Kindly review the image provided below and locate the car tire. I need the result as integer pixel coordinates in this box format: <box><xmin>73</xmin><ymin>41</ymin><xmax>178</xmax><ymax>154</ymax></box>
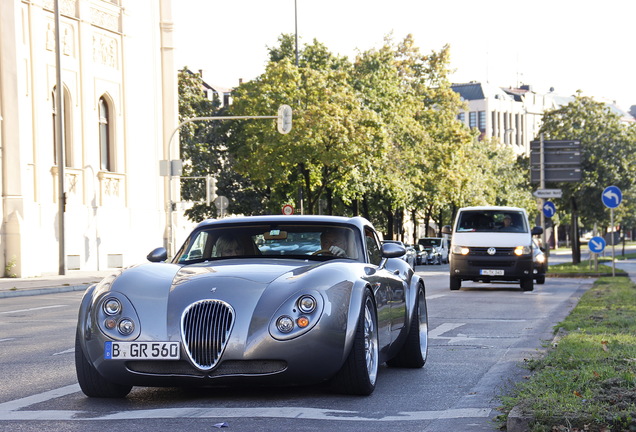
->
<box><xmin>331</xmin><ymin>289</ymin><xmax>378</xmax><ymax>396</ymax></box>
<box><xmin>75</xmin><ymin>329</ymin><xmax>132</xmax><ymax>398</ymax></box>
<box><xmin>450</xmin><ymin>276</ymin><xmax>461</xmax><ymax>291</ymax></box>
<box><xmin>535</xmin><ymin>275</ymin><xmax>545</xmax><ymax>285</ymax></box>
<box><xmin>521</xmin><ymin>277</ymin><xmax>534</xmax><ymax>291</ymax></box>
<box><xmin>387</xmin><ymin>284</ymin><xmax>428</xmax><ymax>368</ymax></box>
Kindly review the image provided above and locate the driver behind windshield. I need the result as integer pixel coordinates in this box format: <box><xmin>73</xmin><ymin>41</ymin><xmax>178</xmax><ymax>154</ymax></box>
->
<box><xmin>320</xmin><ymin>228</ymin><xmax>348</xmax><ymax>257</ymax></box>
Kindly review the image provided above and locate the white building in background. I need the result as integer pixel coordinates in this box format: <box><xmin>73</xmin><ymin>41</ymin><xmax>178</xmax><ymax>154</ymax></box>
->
<box><xmin>451</xmin><ymin>82</ymin><xmax>563</xmax><ymax>156</ymax></box>
<box><xmin>0</xmin><ymin>0</ymin><xmax>183</xmax><ymax>277</ymax></box>
<box><xmin>452</xmin><ymin>82</ymin><xmax>635</xmax><ymax>157</ymax></box>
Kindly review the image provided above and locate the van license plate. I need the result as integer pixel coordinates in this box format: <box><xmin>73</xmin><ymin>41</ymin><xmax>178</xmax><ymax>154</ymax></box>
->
<box><xmin>480</xmin><ymin>269</ymin><xmax>504</xmax><ymax>276</ymax></box>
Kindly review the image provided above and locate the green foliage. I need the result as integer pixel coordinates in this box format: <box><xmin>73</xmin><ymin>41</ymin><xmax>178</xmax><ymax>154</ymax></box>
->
<box><xmin>539</xmin><ymin>94</ymin><xmax>636</xmax><ymax>229</ymax></box>
<box><xmin>178</xmin><ymin>35</ymin><xmax>607</xmax><ymax>235</ymax></box>
<box><xmin>499</xmin><ymin>277</ymin><xmax>636</xmax><ymax>431</ymax></box>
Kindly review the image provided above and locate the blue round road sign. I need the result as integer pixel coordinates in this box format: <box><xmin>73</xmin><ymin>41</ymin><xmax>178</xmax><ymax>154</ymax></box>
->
<box><xmin>602</xmin><ymin>186</ymin><xmax>622</xmax><ymax>208</ymax></box>
<box><xmin>588</xmin><ymin>236</ymin><xmax>606</xmax><ymax>253</ymax></box>
<box><xmin>542</xmin><ymin>201</ymin><xmax>557</xmax><ymax>218</ymax></box>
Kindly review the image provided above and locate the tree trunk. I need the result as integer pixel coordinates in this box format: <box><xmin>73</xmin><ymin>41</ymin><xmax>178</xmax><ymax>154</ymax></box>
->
<box><xmin>384</xmin><ymin>208</ymin><xmax>394</xmax><ymax>239</ymax></box>
<box><xmin>411</xmin><ymin>209</ymin><xmax>417</xmax><ymax>244</ymax></box>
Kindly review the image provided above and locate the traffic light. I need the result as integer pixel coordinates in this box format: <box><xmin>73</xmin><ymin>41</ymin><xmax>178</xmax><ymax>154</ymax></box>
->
<box><xmin>206</xmin><ymin>175</ymin><xmax>217</xmax><ymax>206</ymax></box>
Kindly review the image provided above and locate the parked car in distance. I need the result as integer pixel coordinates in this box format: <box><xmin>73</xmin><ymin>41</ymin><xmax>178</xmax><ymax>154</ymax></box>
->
<box><xmin>75</xmin><ymin>215</ymin><xmax>429</xmax><ymax>398</ymax></box>
<box><xmin>417</xmin><ymin>237</ymin><xmax>449</xmax><ymax>265</ymax></box>
<box><xmin>533</xmin><ymin>239</ymin><xmax>546</xmax><ymax>284</ymax></box>
<box><xmin>383</xmin><ymin>240</ymin><xmax>416</xmax><ymax>268</ymax></box>
<box><xmin>414</xmin><ymin>244</ymin><xmax>427</xmax><ymax>265</ymax></box>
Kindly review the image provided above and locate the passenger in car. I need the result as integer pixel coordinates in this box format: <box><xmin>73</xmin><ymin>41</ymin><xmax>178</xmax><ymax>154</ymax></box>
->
<box><xmin>215</xmin><ymin>235</ymin><xmax>244</xmax><ymax>257</ymax></box>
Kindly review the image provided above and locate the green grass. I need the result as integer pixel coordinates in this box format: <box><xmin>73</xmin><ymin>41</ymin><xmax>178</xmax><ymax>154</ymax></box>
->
<box><xmin>548</xmin><ymin>260</ymin><xmax>623</xmax><ymax>275</ymax></box>
<box><xmin>498</xmin><ymin>277</ymin><xmax>636</xmax><ymax>431</ymax></box>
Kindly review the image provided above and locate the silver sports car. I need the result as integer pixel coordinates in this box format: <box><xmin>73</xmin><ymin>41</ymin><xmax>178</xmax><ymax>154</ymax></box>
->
<box><xmin>75</xmin><ymin>215</ymin><xmax>428</xmax><ymax>397</ymax></box>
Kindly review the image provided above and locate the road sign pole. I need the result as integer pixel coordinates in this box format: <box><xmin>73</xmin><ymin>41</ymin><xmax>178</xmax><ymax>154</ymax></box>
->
<box><xmin>611</xmin><ymin>208</ymin><xmax>615</xmax><ymax>277</ymax></box>
<box><xmin>539</xmin><ymin>134</ymin><xmax>549</xmax><ymax>259</ymax></box>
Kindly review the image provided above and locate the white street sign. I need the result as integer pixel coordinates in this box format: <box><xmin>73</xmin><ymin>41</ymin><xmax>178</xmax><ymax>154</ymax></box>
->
<box><xmin>533</xmin><ymin>189</ymin><xmax>562</xmax><ymax>198</ymax></box>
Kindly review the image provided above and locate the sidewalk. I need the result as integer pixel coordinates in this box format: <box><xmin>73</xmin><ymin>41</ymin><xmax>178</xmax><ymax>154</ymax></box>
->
<box><xmin>0</xmin><ymin>270</ymin><xmax>115</xmax><ymax>298</ymax></box>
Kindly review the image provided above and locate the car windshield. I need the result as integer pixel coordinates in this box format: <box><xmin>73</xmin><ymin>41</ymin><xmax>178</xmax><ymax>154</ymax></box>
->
<box><xmin>174</xmin><ymin>223</ymin><xmax>362</xmax><ymax>264</ymax></box>
<box><xmin>419</xmin><ymin>238</ymin><xmax>441</xmax><ymax>247</ymax></box>
<box><xmin>456</xmin><ymin>210</ymin><xmax>528</xmax><ymax>233</ymax></box>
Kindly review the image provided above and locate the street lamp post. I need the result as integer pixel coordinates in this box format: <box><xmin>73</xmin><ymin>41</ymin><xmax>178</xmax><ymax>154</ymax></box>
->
<box><xmin>54</xmin><ymin>0</ymin><xmax>66</xmax><ymax>275</ymax></box>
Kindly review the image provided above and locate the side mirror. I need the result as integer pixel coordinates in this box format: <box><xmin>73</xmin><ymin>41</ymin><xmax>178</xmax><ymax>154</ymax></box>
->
<box><xmin>380</xmin><ymin>242</ymin><xmax>406</xmax><ymax>258</ymax></box>
<box><xmin>147</xmin><ymin>247</ymin><xmax>168</xmax><ymax>262</ymax></box>
<box><xmin>441</xmin><ymin>225</ymin><xmax>452</xmax><ymax>235</ymax></box>
<box><xmin>531</xmin><ymin>226</ymin><xmax>544</xmax><ymax>236</ymax></box>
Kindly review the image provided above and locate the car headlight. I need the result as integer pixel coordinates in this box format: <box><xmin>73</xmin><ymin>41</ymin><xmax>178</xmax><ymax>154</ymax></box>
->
<box><xmin>118</xmin><ymin>319</ymin><xmax>135</xmax><ymax>335</ymax></box>
<box><xmin>536</xmin><ymin>254</ymin><xmax>546</xmax><ymax>264</ymax></box>
<box><xmin>96</xmin><ymin>293</ymin><xmax>140</xmax><ymax>340</ymax></box>
<box><xmin>451</xmin><ymin>245</ymin><xmax>470</xmax><ymax>255</ymax></box>
<box><xmin>298</xmin><ymin>295</ymin><xmax>316</xmax><ymax>313</ymax></box>
<box><xmin>514</xmin><ymin>245</ymin><xmax>532</xmax><ymax>256</ymax></box>
<box><xmin>270</xmin><ymin>291</ymin><xmax>324</xmax><ymax>340</ymax></box>
<box><xmin>103</xmin><ymin>298</ymin><xmax>122</xmax><ymax>315</ymax></box>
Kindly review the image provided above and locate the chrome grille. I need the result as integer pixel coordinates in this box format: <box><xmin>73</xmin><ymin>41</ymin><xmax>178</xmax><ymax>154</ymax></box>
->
<box><xmin>181</xmin><ymin>300</ymin><xmax>235</xmax><ymax>371</ymax></box>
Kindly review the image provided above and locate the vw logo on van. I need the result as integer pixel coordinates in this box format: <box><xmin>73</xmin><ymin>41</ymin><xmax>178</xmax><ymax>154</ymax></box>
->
<box><xmin>487</xmin><ymin>247</ymin><xmax>497</xmax><ymax>255</ymax></box>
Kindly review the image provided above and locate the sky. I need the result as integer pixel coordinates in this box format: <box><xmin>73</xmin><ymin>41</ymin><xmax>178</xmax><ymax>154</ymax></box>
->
<box><xmin>172</xmin><ymin>0</ymin><xmax>636</xmax><ymax>111</ymax></box>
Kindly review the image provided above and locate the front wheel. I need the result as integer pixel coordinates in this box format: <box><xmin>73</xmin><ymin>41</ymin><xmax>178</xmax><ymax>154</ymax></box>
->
<box><xmin>387</xmin><ymin>284</ymin><xmax>428</xmax><ymax>368</ymax></box>
<box><xmin>520</xmin><ymin>277</ymin><xmax>534</xmax><ymax>291</ymax></box>
<box><xmin>450</xmin><ymin>276</ymin><xmax>461</xmax><ymax>291</ymax></box>
<box><xmin>331</xmin><ymin>289</ymin><xmax>378</xmax><ymax>396</ymax></box>
<box><xmin>75</xmin><ymin>330</ymin><xmax>132</xmax><ymax>398</ymax></box>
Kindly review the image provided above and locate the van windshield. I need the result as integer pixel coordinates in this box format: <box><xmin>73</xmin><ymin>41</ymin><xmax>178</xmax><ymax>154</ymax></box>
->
<box><xmin>456</xmin><ymin>210</ymin><xmax>528</xmax><ymax>233</ymax></box>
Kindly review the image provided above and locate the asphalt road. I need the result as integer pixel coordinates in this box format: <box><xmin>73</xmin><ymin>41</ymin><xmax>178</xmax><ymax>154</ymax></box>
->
<box><xmin>0</xmin><ymin>267</ymin><xmax>593</xmax><ymax>432</ymax></box>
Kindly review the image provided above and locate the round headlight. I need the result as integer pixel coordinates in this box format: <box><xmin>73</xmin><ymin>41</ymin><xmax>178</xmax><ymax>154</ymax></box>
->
<box><xmin>118</xmin><ymin>319</ymin><xmax>135</xmax><ymax>335</ymax></box>
<box><xmin>276</xmin><ymin>316</ymin><xmax>294</xmax><ymax>333</ymax></box>
<box><xmin>103</xmin><ymin>298</ymin><xmax>122</xmax><ymax>315</ymax></box>
<box><xmin>298</xmin><ymin>295</ymin><xmax>316</xmax><ymax>313</ymax></box>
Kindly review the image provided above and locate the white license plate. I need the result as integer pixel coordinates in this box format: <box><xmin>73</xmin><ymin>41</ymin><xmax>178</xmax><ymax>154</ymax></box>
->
<box><xmin>104</xmin><ymin>341</ymin><xmax>180</xmax><ymax>360</ymax></box>
<box><xmin>480</xmin><ymin>269</ymin><xmax>504</xmax><ymax>276</ymax></box>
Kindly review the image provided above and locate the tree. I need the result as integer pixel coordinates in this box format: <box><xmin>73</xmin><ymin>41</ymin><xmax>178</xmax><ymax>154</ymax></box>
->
<box><xmin>177</xmin><ymin>69</ymin><xmax>265</xmax><ymax>221</ymax></box>
<box><xmin>227</xmin><ymin>37</ymin><xmax>386</xmax><ymax>216</ymax></box>
<box><xmin>538</xmin><ymin>93</ymin><xmax>636</xmax><ymax>263</ymax></box>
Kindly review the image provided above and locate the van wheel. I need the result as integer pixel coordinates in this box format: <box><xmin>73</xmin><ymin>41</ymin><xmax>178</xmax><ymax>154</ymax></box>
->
<box><xmin>521</xmin><ymin>277</ymin><xmax>534</xmax><ymax>291</ymax></box>
<box><xmin>535</xmin><ymin>275</ymin><xmax>545</xmax><ymax>285</ymax></box>
<box><xmin>450</xmin><ymin>276</ymin><xmax>461</xmax><ymax>291</ymax></box>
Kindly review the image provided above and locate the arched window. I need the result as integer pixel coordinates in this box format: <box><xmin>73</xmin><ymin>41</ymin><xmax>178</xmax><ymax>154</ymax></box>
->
<box><xmin>98</xmin><ymin>96</ymin><xmax>113</xmax><ymax>171</ymax></box>
<box><xmin>52</xmin><ymin>87</ymin><xmax>73</xmax><ymax>167</ymax></box>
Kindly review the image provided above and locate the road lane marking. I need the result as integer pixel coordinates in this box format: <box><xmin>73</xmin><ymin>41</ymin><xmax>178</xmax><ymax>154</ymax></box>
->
<box><xmin>0</xmin><ymin>384</ymin><xmax>491</xmax><ymax>422</ymax></box>
<box><xmin>429</xmin><ymin>323</ymin><xmax>465</xmax><ymax>338</ymax></box>
<box><xmin>0</xmin><ymin>305</ymin><xmax>66</xmax><ymax>315</ymax></box>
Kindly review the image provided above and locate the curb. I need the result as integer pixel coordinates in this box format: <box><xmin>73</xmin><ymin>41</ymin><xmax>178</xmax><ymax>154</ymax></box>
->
<box><xmin>545</xmin><ymin>272</ymin><xmax>628</xmax><ymax>278</ymax></box>
<box><xmin>506</xmin><ymin>405</ymin><xmax>533</xmax><ymax>432</ymax></box>
<box><xmin>0</xmin><ymin>284</ymin><xmax>91</xmax><ymax>298</ymax></box>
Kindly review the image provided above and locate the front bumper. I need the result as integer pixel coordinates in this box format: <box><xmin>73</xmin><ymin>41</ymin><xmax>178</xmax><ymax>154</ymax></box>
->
<box><xmin>450</xmin><ymin>253</ymin><xmax>533</xmax><ymax>281</ymax></box>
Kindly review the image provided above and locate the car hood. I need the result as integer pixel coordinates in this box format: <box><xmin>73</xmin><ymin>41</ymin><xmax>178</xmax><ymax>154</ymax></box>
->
<box><xmin>173</xmin><ymin>259</ymin><xmax>313</xmax><ymax>286</ymax></box>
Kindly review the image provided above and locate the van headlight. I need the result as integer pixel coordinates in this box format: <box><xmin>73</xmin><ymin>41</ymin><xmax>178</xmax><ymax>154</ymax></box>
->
<box><xmin>514</xmin><ymin>245</ymin><xmax>532</xmax><ymax>256</ymax></box>
<box><xmin>451</xmin><ymin>245</ymin><xmax>470</xmax><ymax>255</ymax></box>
